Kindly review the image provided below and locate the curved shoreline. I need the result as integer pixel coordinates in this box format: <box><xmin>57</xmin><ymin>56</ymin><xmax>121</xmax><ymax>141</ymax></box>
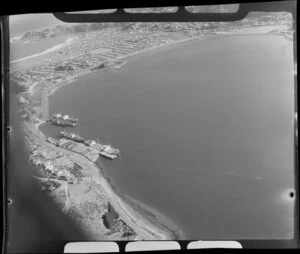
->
<box><xmin>33</xmin><ymin>30</ymin><xmax>292</xmax><ymax>240</ymax></box>
<box><xmin>46</xmin><ymin>34</ymin><xmax>213</xmax><ymax>97</ymax></box>
<box><xmin>95</xmin><ymin>159</ymin><xmax>185</xmax><ymax>240</ymax></box>
<box><xmin>38</xmin><ymin>117</ymin><xmax>184</xmax><ymax>240</ymax></box>
<box><xmin>37</xmin><ymin>35</ymin><xmax>213</xmax><ymax>239</ymax></box>
<box><xmin>46</xmin><ymin>32</ymin><xmax>291</xmax><ymax>98</ymax></box>
<box><xmin>38</xmin><ymin>120</ymin><xmax>182</xmax><ymax>240</ymax></box>
<box><xmin>36</xmin><ymin>35</ymin><xmax>199</xmax><ymax>239</ymax></box>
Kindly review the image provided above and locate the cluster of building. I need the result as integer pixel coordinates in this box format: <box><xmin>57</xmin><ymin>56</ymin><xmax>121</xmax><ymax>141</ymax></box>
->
<box><xmin>11</xmin><ymin>28</ymin><xmax>202</xmax><ymax>91</ymax></box>
<box><xmin>12</xmin><ymin>15</ymin><xmax>293</xmax><ymax>102</ymax></box>
<box><xmin>59</xmin><ymin>130</ymin><xmax>120</xmax><ymax>160</ymax></box>
<box><xmin>30</xmin><ymin>145</ymin><xmax>77</xmax><ymax>183</ymax></box>
<box><xmin>47</xmin><ymin>134</ymin><xmax>120</xmax><ymax>162</ymax></box>
<box><xmin>55</xmin><ymin>138</ymin><xmax>100</xmax><ymax>162</ymax></box>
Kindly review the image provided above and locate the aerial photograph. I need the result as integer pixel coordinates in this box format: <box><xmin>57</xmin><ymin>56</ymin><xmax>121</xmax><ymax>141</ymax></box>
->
<box><xmin>9</xmin><ymin>4</ymin><xmax>295</xmax><ymax>241</ymax></box>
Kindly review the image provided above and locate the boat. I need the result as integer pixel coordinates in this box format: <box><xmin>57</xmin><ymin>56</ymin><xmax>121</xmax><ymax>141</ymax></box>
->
<box><xmin>99</xmin><ymin>152</ymin><xmax>118</xmax><ymax>160</ymax></box>
<box><xmin>51</xmin><ymin>118</ymin><xmax>77</xmax><ymax>127</ymax></box>
<box><xmin>53</xmin><ymin>113</ymin><xmax>62</xmax><ymax>119</ymax></box>
<box><xmin>62</xmin><ymin>114</ymin><xmax>79</xmax><ymax>123</ymax></box>
<box><xmin>101</xmin><ymin>145</ymin><xmax>120</xmax><ymax>156</ymax></box>
<box><xmin>87</xmin><ymin>139</ymin><xmax>120</xmax><ymax>159</ymax></box>
<box><xmin>84</xmin><ymin>139</ymin><xmax>97</xmax><ymax>146</ymax></box>
<box><xmin>52</xmin><ymin>113</ymin><xmax>79</xmax><ymax>123</ymax></box>
<box><xmin>60</xmin><ymin>131</ymin><xmax>85</xmax><ymax>142</ymax></box>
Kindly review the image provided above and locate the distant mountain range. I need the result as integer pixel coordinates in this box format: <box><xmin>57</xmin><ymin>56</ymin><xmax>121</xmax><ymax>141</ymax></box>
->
<box><xmin>19</xmin><ymin>10</ymin><xmax>292</xmax><ymax>41</ymax></box>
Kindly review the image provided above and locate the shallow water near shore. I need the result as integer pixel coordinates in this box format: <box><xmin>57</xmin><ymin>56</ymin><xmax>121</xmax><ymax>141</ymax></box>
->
<box><xmin>40</xmin><ymin>34</ymin><xmax>295</xmax><ymax>239</ymax></box>
<box><xmin>95</xmin><ymin>159</ymin><xmax>184</xmax><ymax>239</ymax></box>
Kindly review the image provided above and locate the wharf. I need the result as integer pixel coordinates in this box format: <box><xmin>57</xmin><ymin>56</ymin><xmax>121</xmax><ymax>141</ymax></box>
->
<box><xmin>51</xmin><ymin>134</ymin><xmax>120</xmax><ymax>161</ymax></box>
<box><xmin>56</xmin><ymin>138</ymin><xmax>99</xmax><ymax>162</ymax></box>
<box><xmin>53</xmin><ymin>113</ymin><xmax>79</xmax><ymax>123</ymax></box>
<box><xmin>49</xmin><ymin>118</ymin><xmax>77</xmax><ymax>127</ymax></box>
<box><xmin>60</xmin><ymin>131</ymin><xmax>85</xmax><ymax>143</ymax></box>
<box><xmin>99</xmin><ymin>151</ymin><xmax>118</xmax><ymax>160</ymax></box>
<box><xmin>85</xmin><ymin>140</ymin><xmax>120</xmax><ymax>160</ymax></box>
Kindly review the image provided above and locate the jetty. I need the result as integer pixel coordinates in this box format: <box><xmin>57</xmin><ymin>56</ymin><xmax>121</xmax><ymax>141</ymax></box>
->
<box><xmin>58</xmin><ymin>132</ymin><xmax>120</xmax><ymax>160</ymax></box>
<box><xmin>50</xmin><ymin>118</ymin><xmax>77</xmax><ymax>127</ymax></box>
<box><xmin>85</xmin><ymin>140</ymin><xmax>120</xmax><ymax>160</ymax></box>
<box><xmin>60</xmin><ymin>131</ymin><xmax>85</xmax><ymax>143</ymax></box>
<box><xmin>41</xmin><ymin>88</ymin><xmax>49</xmax><ymax>121</ymax></box>
<box><xmin>53</xmin><ymin>113</ymin><xmax>79</xmax><ymax>123</ymax></box>
<box><xmin>56</xmin><ymin>138</ymin><xmax>99</xmax><ymax>162</ymax></box>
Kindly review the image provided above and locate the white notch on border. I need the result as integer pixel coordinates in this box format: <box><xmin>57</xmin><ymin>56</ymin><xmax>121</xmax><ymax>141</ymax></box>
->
<box><xmin>64</xmin><ymin>242</ymin><xmax>119</xmax><ymax>253</ymax></box>
<box><xmin>125</xmin><ymin>241</ymin><xmax>181</xmax><ymax>252</ymax></box>
<box><xmin>187</xmin><ymin>241</ymin><xmax>242</xmax><ymax>249</ymax></box>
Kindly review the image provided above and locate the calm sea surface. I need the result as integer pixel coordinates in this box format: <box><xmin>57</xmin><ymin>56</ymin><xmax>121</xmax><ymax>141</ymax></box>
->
<box><xmin>41</xmin><ymin>35</ymin><xmax>295</xmax><ymax>239</ymax></box>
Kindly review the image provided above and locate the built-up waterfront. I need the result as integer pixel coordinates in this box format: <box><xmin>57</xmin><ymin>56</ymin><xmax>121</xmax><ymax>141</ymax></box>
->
<box><xmin>12</xmin><ymin>22</ymin><xmax>220</xmax><ymax>240</ymax></box>
<box><xmin>11</xmin><ymin>13</ymin><xmax>293</xmax><ymax>240</ymax></box>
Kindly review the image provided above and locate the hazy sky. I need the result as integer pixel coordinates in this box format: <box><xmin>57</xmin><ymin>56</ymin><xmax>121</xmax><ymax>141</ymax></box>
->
<box><xmin>9</xmin><ymin>14</ymin><xmax>66</xmax><ymax>37</ymax></box>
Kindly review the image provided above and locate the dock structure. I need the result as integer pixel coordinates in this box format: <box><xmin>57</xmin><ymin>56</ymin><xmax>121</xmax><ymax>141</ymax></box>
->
<box><xmin>47</xmin><ymin>137</ymin><xmax>58</xmax><ymax>146</ymax></box>
<box><xmin>53</xmin><ymin>113</ymin><xmax>79</xmax><ymax>123</ymax></box>
<box><xmin>50</xmin><ymin>118</ymin><xmax>77</xmax><ymax>127</ymax></box>
<box><xmin>85</xmin><ymin>140</ymin><xmax>120</xmax><ymax>160</ymax></box>
<box><xmin>57</xmin><ymin>132</ymin><xmax>120</xmax><ymax>161</ymax></box>
<box><xmin>56</xmin><ymin>138</ymin><xmax>99</xmax><ymax>162</ymax></box>
<box><xmin>41</xmin><ymin>88</ymin><xmax>49</xmax><ymax>121</ymax></box>
<box><xmin>99</xmin><ymin>151</ymin><xmax>118</xmax><ymax>160</ymax></box>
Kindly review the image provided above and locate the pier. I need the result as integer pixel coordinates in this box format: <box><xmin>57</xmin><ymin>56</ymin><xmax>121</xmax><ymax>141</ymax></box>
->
<box><xmin>56</xmin><ymin>131</ymin><xmax>120</xmax><ymax>160</ymax></box>
<box><xmin>41</xmin><ymin>88</ymin><xmax>49</xmax><ymax>121</ymax></box>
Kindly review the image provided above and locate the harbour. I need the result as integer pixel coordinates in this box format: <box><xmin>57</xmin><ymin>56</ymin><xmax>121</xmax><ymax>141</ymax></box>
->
<box><xmin>40</xmin><ymin>33</ymin><xmax>294</xmax><ymax>239</ymax></box>
<box><xmin>44</xmin><ymin>114</ymin><xmax>121</xmax><ymax>161</ymax></box>
<box><xmin>10</xmin><ymin>12</ymin><xmax>294</xmax><ymax>240</ymax></box>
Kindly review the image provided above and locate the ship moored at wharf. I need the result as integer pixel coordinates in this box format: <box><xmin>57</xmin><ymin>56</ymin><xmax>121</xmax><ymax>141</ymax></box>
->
<box><xmin>58</xmin><ymin>131</ymin><xmax>120</xmax><ymax>160</ymax></box>
<box><xmin>85</xmin><ymin>140</ymin><xmax>120</xmax><ymax>160</ymax></box>
<box><xmin>50</xmin><ymin>114</ymin><xmax>120</xmax><ymax>160</ymax></box>
<box><xmin>53</xmin><ymin>113</ymin><xmax>79</xmax><ymax>123</ymax></box>
<box><xmin>60</xmin><ymin>131</ymin><xmax>85</xmax><ymax>143</ymax></box>
<box><xmin>50</xmin><ymin>118</ymin><xmax>77</xmax><ymax>127</ymax></box>
<box><xmin>46</xmin><ymin>137</ymin><xmax>99</xmax><ymax>162</ymax></box>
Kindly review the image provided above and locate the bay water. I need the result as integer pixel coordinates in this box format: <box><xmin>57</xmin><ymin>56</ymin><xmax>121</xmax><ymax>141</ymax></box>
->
<box><xmin>41</xmin><ymin>34</ymin><xmax>295</xmax><ymax>239</ymax></box>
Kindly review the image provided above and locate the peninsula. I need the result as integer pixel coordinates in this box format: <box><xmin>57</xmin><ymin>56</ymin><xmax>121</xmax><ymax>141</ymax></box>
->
<box><xmin>11</xmin><ymin>11</ymin><xmax>293</xmax><ymax>240</ymax></box>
